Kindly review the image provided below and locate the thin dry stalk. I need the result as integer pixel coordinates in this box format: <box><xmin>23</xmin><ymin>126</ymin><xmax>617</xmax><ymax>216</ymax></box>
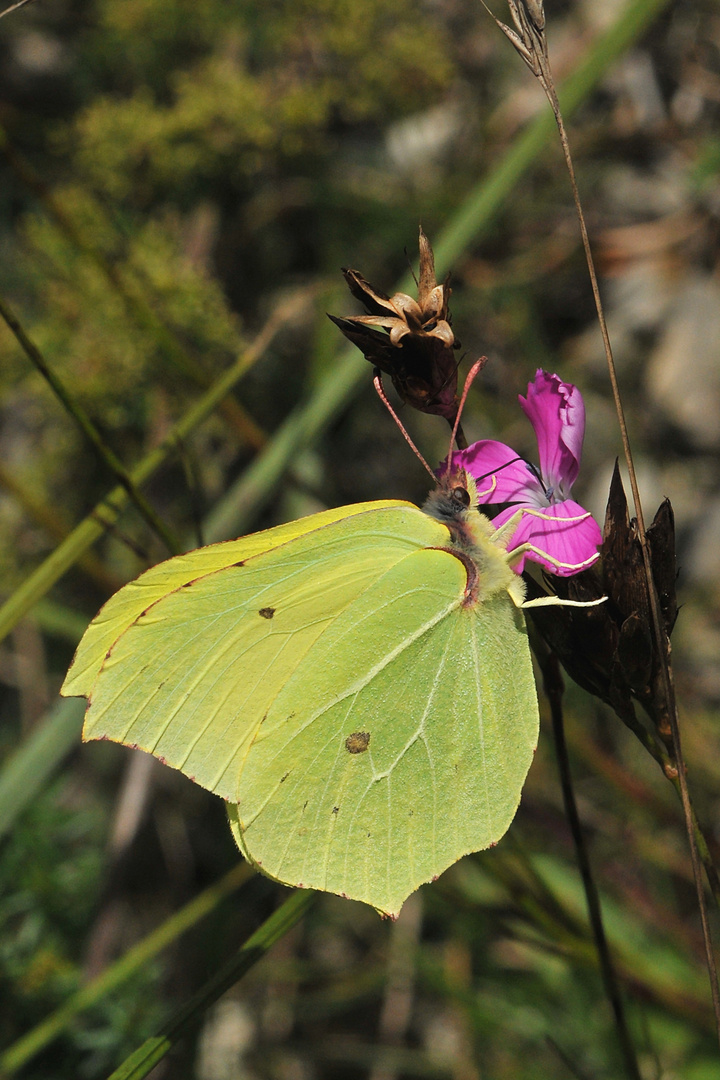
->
<box><xmin>486</xmin><ymin>0</ymin><xmax>720</xmax><ymax>1046</ymax></box>
<box><xmin>0</xmin><ymin>0</ymin><xmax>38</xmax><ymax>19</ymax></box>
<box><xmin>369</xmin><ymin>893</ymin><xmax>423</xmax><ymax>1080</ymax></box>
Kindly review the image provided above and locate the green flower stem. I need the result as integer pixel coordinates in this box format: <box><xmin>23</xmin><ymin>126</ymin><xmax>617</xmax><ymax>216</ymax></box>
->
<box><xmin>0</xmin><ymin>292</ymin><xmax>302</xmax><ymax>648</ymax></box>
<box><xmin>0</xmin><ymin>863</ymin><xmax>253</xmax><ymax>1075</ymax></box>
<box><xmin>104</xmin><ymin>889</ymin><xmax>315</xmax><ymax>1080</ymax></box>
<box><xmin>0</xmin><ymin>292</ymin><xmax>182</xmax><ymax>556</ymax></box>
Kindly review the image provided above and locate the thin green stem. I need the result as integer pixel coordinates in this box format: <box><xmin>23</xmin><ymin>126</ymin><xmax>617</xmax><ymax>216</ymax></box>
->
<box><xmin>104</xmin><ymin>889</ymin><xmax>315</xmax><ymax>1080</ymax></box>
<box><xmin>0</xmin><ymin>293</ymin><xmax>181</xmax><ymax>556</ymax></box>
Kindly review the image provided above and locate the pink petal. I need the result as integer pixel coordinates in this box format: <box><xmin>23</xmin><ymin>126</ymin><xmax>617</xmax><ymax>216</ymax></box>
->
<box><xmin>450</xmin><ymin>440</ymin><xmax>545</xmax><ymax>505</ymax></box>
<box><xmin>519</xmin><ymin>371</ymin><xmax>585</xmax><ymax>495</ymax></box>
<box><xmin>492</xmin><ymin>499</ymin><xmax>602</xmax><ymax>577</ymax></box>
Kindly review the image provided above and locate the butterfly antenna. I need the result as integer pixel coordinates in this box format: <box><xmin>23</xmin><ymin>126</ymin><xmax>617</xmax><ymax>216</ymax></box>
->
<box><xmin>372</xmin><ymin>369</ymin><xmax>437</xmax><ymax>483</ymax></box>
<box><xmin>447</xmin><ymin>356</ymin><xmax>487</xmax><ymax>460</ymax></box>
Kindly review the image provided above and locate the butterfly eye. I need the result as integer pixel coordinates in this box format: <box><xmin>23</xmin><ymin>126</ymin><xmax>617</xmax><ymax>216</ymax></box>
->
<box><xmin>453</xmin><ymin>486</ymin><xmax>471</xmax><ymax>508</ymax></box>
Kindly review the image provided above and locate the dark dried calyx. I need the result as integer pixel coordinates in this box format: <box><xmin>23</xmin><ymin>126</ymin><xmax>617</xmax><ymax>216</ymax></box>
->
<box><xmin>328</xmin><ymin>227</ymin><xmax>461</xmax><ymax>425</ymax></box>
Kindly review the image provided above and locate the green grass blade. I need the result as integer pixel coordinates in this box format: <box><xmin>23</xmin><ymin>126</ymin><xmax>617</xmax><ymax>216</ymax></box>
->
<box><xmin>0</xmin><ymin>293</ymin><xmax>181</xmax><ymax>556</ymax></box>
<box><xmin>0</xmin><ymin>298</ymin><xmax>298</xmax><ymax>648</ymax></box>
<box><xmin>104</xmin><ymin>890</ymin><xmax>315</xmax><ymax>1080</ymax></box>
<box><xmin>0</xmin><ymin>863</ymin><xmax>252</xmax><ymax>1074</ymax></box>
<box><xmin>0</xmin><ymin>697</ymin><xmax>85</xmax><ymax>841</ymax></box>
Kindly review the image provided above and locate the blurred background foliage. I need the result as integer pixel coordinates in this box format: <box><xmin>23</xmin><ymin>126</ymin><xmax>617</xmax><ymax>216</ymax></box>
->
<box><xmin>1</xmin><ymin>0</ymin><xmax>720</xmax><ymax>1077</ymax></box>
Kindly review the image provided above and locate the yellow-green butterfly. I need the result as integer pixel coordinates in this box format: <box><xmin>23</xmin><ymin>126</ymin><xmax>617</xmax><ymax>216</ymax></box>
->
<box><xmin>61</xmin><ymin>378</ymin><xmax>597</xmax><ymax>917</ymax></box>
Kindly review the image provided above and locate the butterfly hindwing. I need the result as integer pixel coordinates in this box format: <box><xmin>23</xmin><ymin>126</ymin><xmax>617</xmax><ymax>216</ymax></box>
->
<box><xmin>229</xmin><ymin>550</ymin><xmax>538</xmax><ymax>916</ymax></box>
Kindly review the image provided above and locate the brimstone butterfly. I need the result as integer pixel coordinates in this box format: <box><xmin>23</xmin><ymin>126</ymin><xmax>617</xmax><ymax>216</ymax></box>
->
<box><xmin>63</xmin><ymin>357</ymin><xmax>605</xmax><ymax>918</ymax></box>
<box><xmin>61</xmin><ymin>462</ymin><xmax>557</xmax><ymax>918</ymax></box>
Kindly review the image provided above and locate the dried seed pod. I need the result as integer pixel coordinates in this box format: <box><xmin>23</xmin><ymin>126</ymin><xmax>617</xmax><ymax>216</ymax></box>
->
<box><xmin>329</xmin><ymin>228</ymin><xmax>461</xmax><ymax>426</ymax></box>
<box><xmin>647</xmin><ymin>498</ymin><xmax>678</xmax><ymax>636</ymax></box>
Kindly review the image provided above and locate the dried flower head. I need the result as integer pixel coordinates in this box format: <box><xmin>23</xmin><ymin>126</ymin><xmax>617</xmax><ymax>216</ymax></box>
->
<box><xmin>485</xmin><ymin>1</ymin><xmax>550</xmax><ymax>87</ymax></box>
<box><xmin>329</xmin><ymin>228</ymin><xmax>461</xmax><ymax>425</ymax></box>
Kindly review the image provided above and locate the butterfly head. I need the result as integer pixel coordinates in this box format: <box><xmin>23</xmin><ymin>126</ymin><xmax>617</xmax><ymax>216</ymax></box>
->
<box><xmin>423</xmin><ymin>467</ymin><xmax>505</xmax><ymax>560</ymax></box>
<box><xmin>423</xmin><ymin>468</ymin><xmax>478</xmax><ymax>525</ymax></box>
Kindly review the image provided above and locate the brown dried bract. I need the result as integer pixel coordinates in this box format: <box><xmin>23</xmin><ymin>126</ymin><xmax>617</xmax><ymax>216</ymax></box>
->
<box><xmin>486</xmin><ymin>1</ymin><xmax>549</xmax><ymax>85</ymax></box>
<box><xmin>328</xmin><ymin>228</ymin><xmax>460</xmax><ymax>424</ymax></box>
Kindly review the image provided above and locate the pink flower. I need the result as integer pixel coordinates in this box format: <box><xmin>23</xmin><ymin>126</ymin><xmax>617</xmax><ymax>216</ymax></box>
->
<box><xmin>452</xmin><ymin>370</ymin><xmax>602</xmax><ymax>577</ymax></box>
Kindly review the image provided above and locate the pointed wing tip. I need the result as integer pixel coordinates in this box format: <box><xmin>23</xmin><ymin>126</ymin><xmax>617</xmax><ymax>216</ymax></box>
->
<box><xmin>58</xmin><ymin>674</ymin><xmax>88</xmax><ymax>701</ymax></box>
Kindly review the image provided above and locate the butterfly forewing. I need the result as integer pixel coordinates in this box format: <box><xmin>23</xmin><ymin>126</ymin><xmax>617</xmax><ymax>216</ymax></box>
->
<box><xmin>63</xmin><ymin>501</ymin><xmax>408</xmax><ymax>701</ymax></box>
<box><xmin>75</xmin><ymin>504</ymin><xmax>450</xmax><ymax>800</ymax></box>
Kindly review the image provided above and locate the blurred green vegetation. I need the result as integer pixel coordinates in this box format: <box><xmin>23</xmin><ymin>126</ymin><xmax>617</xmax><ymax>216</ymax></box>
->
<box><xmin>1</xmin><ymin>0</ymin><xmax>720</xmax><ymax>1077</ymax></box>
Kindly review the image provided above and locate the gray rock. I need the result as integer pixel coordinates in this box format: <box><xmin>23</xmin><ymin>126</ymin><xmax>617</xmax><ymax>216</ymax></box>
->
<box><xmin>646</xmin><ymin>275</ymin><xmax>720</xmax><ymax>451</ymax></box>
